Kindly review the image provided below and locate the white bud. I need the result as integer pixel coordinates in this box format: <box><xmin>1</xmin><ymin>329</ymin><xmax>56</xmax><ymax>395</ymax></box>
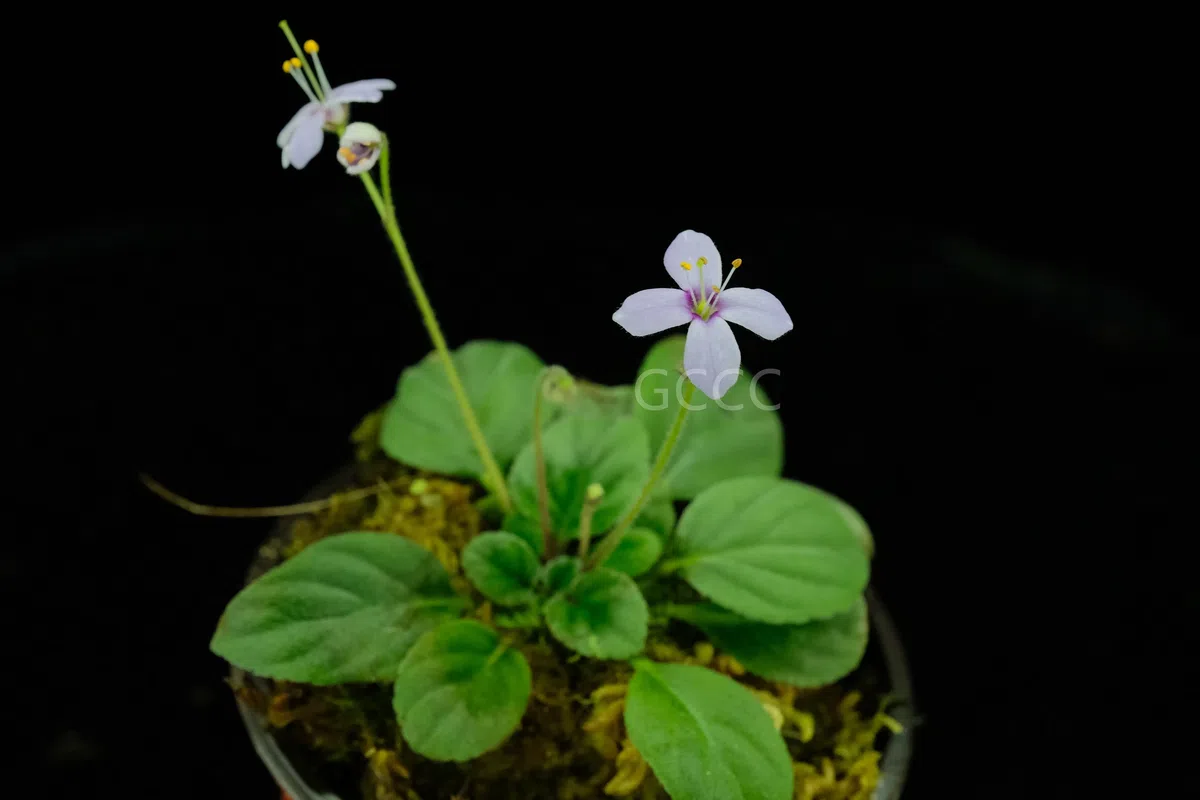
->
<box><xmin>336</xmin><ymin>122</ymin><xmax>383</xmax><ymax>175</ymax></box>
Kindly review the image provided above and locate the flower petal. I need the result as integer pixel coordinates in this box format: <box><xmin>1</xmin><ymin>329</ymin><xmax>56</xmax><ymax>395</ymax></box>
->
<box><xmin>663</xmin><ymin>230</ymin><xmax>723</xmax><ymax>297</ymax></box>
<box><xmin>716</xmin><ymin>287</ymin><xmax>794</xmax><ymax>340</ymax></box>
<box><xmin>683</xmin><ymin>317</ymin><xmax>741</xmax><ymax>401</ymax></box>
<box><xmin>277</xmin><ymin>101</ymin><xmax>321</xmax><ymax>147</ymax></box>
<box><xmin>327</xmin><ymin>79</ymin><xmax>397</xmax><ymax>104</ymax></box>
<box><xmin>282</xmin><ymin>115</ymin><xmax>326</xmax><ymax>169</ymax></box>
<box><xmin>612</xmin><ymin>288</ymin><xmax>692</xmax><ymax>336</ymax></box>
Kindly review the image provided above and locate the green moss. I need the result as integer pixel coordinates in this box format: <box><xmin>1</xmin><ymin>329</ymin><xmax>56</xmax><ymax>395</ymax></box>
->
<box><xmin>233</xmin><ymin>447</ymin><xmax>898</xmax><ymax>799</ymax></box>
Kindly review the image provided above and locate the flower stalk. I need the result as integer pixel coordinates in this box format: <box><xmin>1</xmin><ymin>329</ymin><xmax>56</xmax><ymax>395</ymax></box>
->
<box><xmin>531</xmin><ymin>369</ymin><xmax>557</xmax><ymax>555</ymax></box>
<box><xmin>586</xmin><ymin>380</ymin><xmax>695</xmax><ymax>569</ymax></box>
<box><xmin>576</xmin><ymin>484</ymin><xmax>605</xmax><ymax>561</ymax></box>
<box><xmin>361</xmin><ymin>137</ymin><xmax>512</xmax><ymax>512</ymax></box>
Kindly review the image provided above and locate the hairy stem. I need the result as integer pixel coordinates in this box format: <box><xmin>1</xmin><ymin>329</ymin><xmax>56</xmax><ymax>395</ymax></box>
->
<box><xmin>586</xmin><ymin>380</ymin><xmax>695</xmax><ymax>569</ymax></box>
<box><xmin>576</xmin><ymin>485</ymin><xmax>605</xmax><ymax>561</ymax></box>
<box><xmin>360</xmin><ymin>138</ymin><xmax>512</xmax><ymax>513</ymax></box>
<box><xmin>532</xmin><ymin>369</ymin><xmax>555</xmax><ymax>557</ymax></box>
<box><xmin>139</xmin><ymin>473</ymin><xmax>404</xmax><ymax>518</ymax></box>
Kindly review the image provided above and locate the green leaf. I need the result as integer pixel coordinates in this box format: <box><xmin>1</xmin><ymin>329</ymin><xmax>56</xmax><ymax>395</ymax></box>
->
<box><xmin>508</xmin><ymin>413</ymin><xmax>651</xmax><ymax>540</ymax></box>
<box><xmin>393</xmin><ymin>620</ymin><xmax>531</xmax><ymax>761</ymax></box>
<box><xmin>502</xmin><ymin>511</ymin><xmax>545</xmax><ymax>557</ymax></box>
<box><xmin>461</xmin><ymin>532</ymin><xmax>539</xmax><ymax>607</ymax></box>
<box><xmin>669</xmin><ymin>477</ymin><xmax>870</xmax><ymax>624</ymax></box>
<box><xmin>634</xmin><ymin>335</ymin><xmax>783</xmax><ymax>500</ymax></box>
<box><xmin>598</xmin><ymin>528</ymin><xmax>662</xmax><ymax>577</ymax></box>
<box><xmin>543</xmin><ymin>568</ymin><xmax>649</xmax><ymax>659</ymax></box>
<box><xmin>636</xmin><ymin>500</ymin><xmax>677</xmax><ymax>539</ymax></box>
<box><xmin>831</xmin><ymin>495</ymin><xmax>874</xmax><ymax>558</ymax></box>
<box><xmin>572</xmin><ymin>382</ymin><xmax>635</xmax><ymax>419</ymax></box>
<box><xmin>473</xmin><ymin>494</ymin><xmax>505</xmax><ymax>528</ymax></box>
<box><xmin>537</xmin><ymin>556</ymin><xmax>581</xmax><ymax>595</ymax></box>
<box><xmin>380</xmin><ymin>340</ymin><xmax>547</xmax><ymax>480</ymax></box>
<box><xmin>674</xmin><ymin>598</ymin><xmax>869</xmax><ymax>687</ymax></box>
<box><xmin>494</xmin><ymin>606</ymin><xmax>541</xmax><ymax>629</ymax></box>
<box><xmin>211</xmin><ymin>532</ymin><xmax>466</xmax><ymax>684</ymax></box>
<box><xmin>625</xmin><ymin>660</ymin><xmax>792</xmax><ymax>800</ymax></box>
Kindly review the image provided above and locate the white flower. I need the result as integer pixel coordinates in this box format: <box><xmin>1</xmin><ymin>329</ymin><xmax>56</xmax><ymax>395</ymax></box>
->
<box><xmin>277</xmin><ymin>40</ymin><xmax>395</xmax><ymax>170</ymax></box>
<box><xmin>612</xmin><ymin>230</ymin><xmax>793</xmax><ymax>400</ymax></box>
<box><xmin>336</xmin><ymin>122</ymin><xmax>383</xmax><ymax>175</ymax></box>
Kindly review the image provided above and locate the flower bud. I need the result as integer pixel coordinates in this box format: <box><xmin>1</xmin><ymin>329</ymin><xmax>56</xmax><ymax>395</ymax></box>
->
<box><xmin>336</xmin><ymin>122</ymin><xmax>382</xmax><ymax>175</ymax></box>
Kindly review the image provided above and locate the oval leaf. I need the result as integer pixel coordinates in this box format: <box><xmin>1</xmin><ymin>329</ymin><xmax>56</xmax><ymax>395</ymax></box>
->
<box><xmin>380</xmin><ymin>341</ymin><xmax>547</xmax><ymax>480</ymax></box>
<box><xmin>211</xmin><ymin>532</ymin><xmax>466</xmax><ymax>684</ymax></box>
<box><xmin>636</xmin><ymin>500</ymin><xmax>677</xmax><ymax>539</ymax></box>
<box><xmin>393</xmin><ymin>620</ymin><xmax>531</xmax><ymax>761</ymax></box>
<box><xmin>679</xmin><ymin>598</ymin><xmax>869</xmax><ymax>687</ymax></box>
<box><xmin>543</xmin><ymin>568</ymin><xmax>648</xmax><ymax>659</ymax></box>
<box><xmin>494</xmin><ymin>606</ymin><xmax>541</xmax><ymax>629</ymax></box>
<box><xmin>670</xmin><ymin>477</ymin><xmax>869</xmax><ymax>624</ymax></box>
<box><xmin>502</xmin><ymin>511</ymin><xmax>545</xmax><ymax>557</ymax></box>
<box><xmin>599</xmin><ymin>527</ymin><xmax>663</xmax><ymax>577</ymax></box>
<box><xmin>537</xmin><ymin>556</ymin><xmax>581</xmax><ymax>596</ymax></box>
<box><xmin>461</xmin><ymin>532</ymin><xmax>539</xmax><ymax>607</ymax></box>
<box><xmin>634</xmin><ymin>335</ymin><xmax>783</xmax><ymax>500</ymax></box>
<box><xmin>625</xmin><ymin>660</ymin><xmax>792</xmax><ymax>800</ymax></box>
<box><xmin>508</xmin><ymin>413</ymin><xmax>650</xmax><ymax>540</ymax></box>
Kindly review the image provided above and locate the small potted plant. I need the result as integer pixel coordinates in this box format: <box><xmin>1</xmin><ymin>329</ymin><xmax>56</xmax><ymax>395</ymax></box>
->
<box><xmin>160</xmin><ymin>22</ymin><xmax>914</xmax><ymax>800</ymax></box>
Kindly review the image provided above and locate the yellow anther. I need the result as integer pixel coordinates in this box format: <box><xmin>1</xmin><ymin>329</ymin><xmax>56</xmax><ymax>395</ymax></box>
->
<box><xmin>282</xmin><ymin>60</ymin><xmax>294</xmax><ymax>72</ymax></box>
<box><xmin>290</xmin><ymin>57</ymin><xmax>302</xmax><ymax>68</ymax></box>
<box><xmin>680</xmin><ymin>261</ymin><xmax>692</xmax><ymax>271</ymax></box>
<box><xmin>712</xmin><ymin>284</ymin><xmax>719</xmax><ymax>293</ymax></box>
<box><xmin>338</xmin><ymin>147</ymin><xmax>359</xmax><ymax>164</ymax></box>
<box><xmin>697</xmin><ymin>256</ymin><xmax>708</xmax><ymax>266</ymax></box>
<box><xmin>304</xmin><ymin>39</ymin><xmax>319</xmax><ymax>53</ymax></box>
<box><xmin>731</xmin><ymin>258</ymin><xmax>743</xmax><ymax>268</ymax></box>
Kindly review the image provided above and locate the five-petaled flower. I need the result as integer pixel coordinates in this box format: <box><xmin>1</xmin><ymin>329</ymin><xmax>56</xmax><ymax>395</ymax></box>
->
<box><xmin>277</xmin><ymin>39</ymin><xmax>395</xmax><ymax>170</ymax></box>
<box><xmin>612</xmin><ymin>230</ymin><xmax>793</xmax><ymax>400</ymax></box>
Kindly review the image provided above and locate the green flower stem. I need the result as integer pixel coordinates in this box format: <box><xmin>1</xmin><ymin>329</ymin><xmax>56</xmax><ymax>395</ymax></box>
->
<box><xmin>586</xmin><ymin>380</ymin><xmax>695</xmax><ymax>569</ymax></box>
<box><xmin>358</xmin><ymin>138</ymin><xmax>512</xmax><ymax>513</ymax></box>
<box><xmin>532</xmin><ymin>370</ymin><xmax>555</xmax><ymax>557</ymax></box>
<box><xmin>576</xmin><ymin>486</ymin><xmax>604</xmax><ymax>561</ymax></box>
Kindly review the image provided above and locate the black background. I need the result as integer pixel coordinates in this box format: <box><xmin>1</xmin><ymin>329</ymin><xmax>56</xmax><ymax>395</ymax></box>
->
<box><xmin>4</xmin><ymin>13</ymin><xmax>1191</xmax><ymax>799</ymax></box>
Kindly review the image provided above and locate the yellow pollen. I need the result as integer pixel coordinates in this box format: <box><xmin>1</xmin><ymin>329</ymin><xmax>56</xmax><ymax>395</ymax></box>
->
<box><xmin>712</xmin><ymin>285</ymin><xmax>719</xmax><ymax>293</ymax></box>
<box><xmin>680</xmin><ymin>261</ymin><xmax>693</xmax><ymax>271</ymax></box>
<box><xmin>282</xmin><ymin>60</ymin><xmax>294</xmax><ymax>72</ymax></box>
<box><xmin>697</xmin><ymin>256</ymin><xmax>708</xmax><ymax>266</ymax></box>
<box><xmin>304</xmin><ymin>39</ymin><xmax>320</xmax><ymax>54</ymax></box>
<box><xmin>731</xmin><ymin>258</ymin><xmax>743</xmax><ymax>268</ymax></box>
<box><xmin>338</xmin><ymin>147</ymin><xmax>359</xmax><ymax>164</ymax></box>
<box><xmin>290</xmin><ymin>57</ymin><xmax>302</xmax><ymax>68</ymax></box>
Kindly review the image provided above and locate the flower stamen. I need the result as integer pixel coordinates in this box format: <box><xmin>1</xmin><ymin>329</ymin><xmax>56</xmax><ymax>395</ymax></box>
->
<box><xmin>711</xmin><ymin>256</ymin><xmax>742</xmax><ymax>302</ymax></box>
<box><xmin>304</xmin><ymin>39</ymin><xmax>334</xmax><ymax>97</ymax></box>
<box><xmin>283</xmin><ymin>57</ymin><xmax>318</xmax><ymax>104</ymax></box>
<box><xmin>278</xmin><ymin>20</ymin><xmax>325</xmax><ymax>101</ymax></box>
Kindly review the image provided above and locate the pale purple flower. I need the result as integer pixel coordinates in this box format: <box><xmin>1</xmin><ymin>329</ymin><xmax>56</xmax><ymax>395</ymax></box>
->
<box><xmin>612</xmin><ymin>230</ymin><xmax>793</xmax><ymax>400</ymax></box>
<box><xmin>277</xmin><ymin>49</ymin><xmax>395</xmax><ymax>170</ymax></box>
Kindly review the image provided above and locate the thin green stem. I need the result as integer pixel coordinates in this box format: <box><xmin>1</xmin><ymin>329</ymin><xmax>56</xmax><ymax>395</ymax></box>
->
<box><xmin>586</xmin><ymin>380</ymin><xmax>695</xmax><ymax>570</ymax></box>
<box><xmin>359</xmin><ymin>140</ymin><xmax>512</xmax><ymax>513</ymax></box>
<box><xmin>576</xmin><ymin>485</ymin><xmax>605</xmax><ymax>561</ymax></box>
<box><xmin>532</xmin><ymin>370</ymin><xmax>554</xmax><ymax>556</ymax></box>
<box><xmin>380</xmin><ymin>134</ymin><xmax>396</xmax><ymax>220</ymax></box>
